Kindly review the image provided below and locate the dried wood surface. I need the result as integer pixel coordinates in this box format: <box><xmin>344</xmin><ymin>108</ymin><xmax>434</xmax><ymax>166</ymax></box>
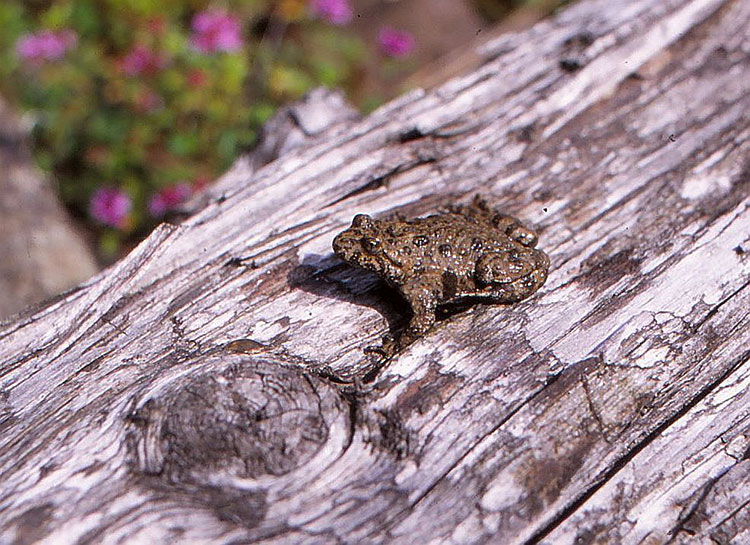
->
<box><xmin>2</xmin><ymin>0</ymin><xmax>750</xmax><ymax>543</ymax></box>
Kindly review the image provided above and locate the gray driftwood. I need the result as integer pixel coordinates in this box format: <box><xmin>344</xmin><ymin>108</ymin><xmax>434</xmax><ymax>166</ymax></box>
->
<box><xmin>2</xmin><ymin>0</ymin><xmax>750</xmax><ymax>543</ymax></box>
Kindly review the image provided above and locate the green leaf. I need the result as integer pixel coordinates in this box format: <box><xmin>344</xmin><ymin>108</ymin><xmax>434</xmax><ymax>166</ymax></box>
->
<box><xmin>217</xmin><ymin>130</ymin><xmax>238</xmax><ymax>164</ymax></box>
<box><xmin>42</xmin><ymin>3</ymin><xmax>73</xmax><ymax>29</ymax></box>
<box><xmin>70</xmin><ymin>0</ymin><xmax>100</xmax><ymax>35</ymax></box>
<box><xmin>1</xmin><ymin>0</ymin><xmax>375</xmax><ymax>259</ymax></box>
<box><xmin>98</xmin><ymin>230</ymin><xmax>121</xmax><ymax>259</ymax></box>
<box><xmin>167</xmin><ymin>132</ymin><xmax>199</xmax><ymax>157</ymax></box>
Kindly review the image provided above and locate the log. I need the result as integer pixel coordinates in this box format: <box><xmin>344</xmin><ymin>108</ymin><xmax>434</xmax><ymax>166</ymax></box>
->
<box><xmin>2</xmin><ymin>0</ymin><xmax>749</xmax><ymax>543</ymax></box>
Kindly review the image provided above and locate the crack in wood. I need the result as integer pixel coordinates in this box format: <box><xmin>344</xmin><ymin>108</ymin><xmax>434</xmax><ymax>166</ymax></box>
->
<box><xmin>324</xmin><ymin>155</ymin><xmax>439</xmax><ymax>209</ymax></box>
<box><xmin>693</xmin><ymin>276</ymin><xmax>750</xmax><ymax>332</ymax></box>
<box><xmin>580</xmin><ymin>373</ymin><xmax>609</xmax><ymax>442</ymax></box>
<box><xmin>666</xmin><ymin>474</ymin><xmax>721</xmax><ymax>542</ymax></box>
<box><xmin>370</xmin><ymin>370</ymin><xmax>563</xmax><ymax>539</ymax></box>
<box><xmin>526</xmin><ymin>349</ymin><xmax>750</xmax><ymax>544</ymax></box>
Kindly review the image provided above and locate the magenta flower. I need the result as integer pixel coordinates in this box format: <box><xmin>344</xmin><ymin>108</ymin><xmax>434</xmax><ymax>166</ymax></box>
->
<box><xmin>16</xmin><ymin>29</ymin><xmax>77</xmax><ymax>63</ymax></box>
<box><xmin>148</xmin><ymin>183</ymin><xmax>192</xmax><ymax>217</ymax></box>
<box><xmin>190</xmin><ymin>10</ymin><xmax>242</xmax><ymax>54</ymax></box>
<box><xmin>378</xmin><ymin>27</ymin><xmax>415</xmax><ymax>58</ymax></box>
<box><xmin>121</xmin><ymin>45</ymin><xmax>165</xmax><ymax>76</ymax></box>
<box><xmin>309</xmin><ymin>0</ymin><xmax>353</xmax><ymax>25</ymax></box>
<box><xmin>90</xmin><ymin>188</ymin><xmax>132</xmax><ymax>228</ymax></box>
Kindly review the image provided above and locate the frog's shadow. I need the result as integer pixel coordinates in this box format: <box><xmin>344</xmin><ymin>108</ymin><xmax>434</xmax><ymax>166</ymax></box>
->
<box><xmin>288</xmin><ymin>253</ymin><xmax>470</xmax><ymax>346</ymax></box>
<box><xmin>288</xmin><ymin>254</ymin><xmax>408</xmax><ymax>342</ymax></box>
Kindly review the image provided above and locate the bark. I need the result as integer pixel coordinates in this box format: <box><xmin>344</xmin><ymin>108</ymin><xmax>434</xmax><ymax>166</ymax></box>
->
<box><xmin>1</xmin><ymin>0</ymin><xmax>749</xmax><ymax>543</ymax></box>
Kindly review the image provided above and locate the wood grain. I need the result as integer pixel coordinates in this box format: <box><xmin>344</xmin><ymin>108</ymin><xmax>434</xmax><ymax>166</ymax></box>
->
<box><xmin>1</xmin><ymin>0</ymin><xmax>748</xmax><ymax>543</ymax></box>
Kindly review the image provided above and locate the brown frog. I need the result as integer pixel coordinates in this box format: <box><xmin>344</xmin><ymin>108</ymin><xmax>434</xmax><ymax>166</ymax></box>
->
<box><xmin>332</xmin><ymin>196</ymin><xmax>549</xmax><ymax>357</ymax></box>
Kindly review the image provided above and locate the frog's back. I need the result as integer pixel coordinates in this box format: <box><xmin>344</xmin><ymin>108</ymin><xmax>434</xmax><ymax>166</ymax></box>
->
<box><xmin>381</xmin><ymin>212</ymin><xmax>511</xmax><ymax>280</ymax></box>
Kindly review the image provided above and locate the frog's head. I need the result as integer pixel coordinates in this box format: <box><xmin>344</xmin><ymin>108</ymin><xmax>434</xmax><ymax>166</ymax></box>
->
<box><xmin>332</xmin><ymin>214</ymin><xmax>389</xmax><ymax>275</ymax></box>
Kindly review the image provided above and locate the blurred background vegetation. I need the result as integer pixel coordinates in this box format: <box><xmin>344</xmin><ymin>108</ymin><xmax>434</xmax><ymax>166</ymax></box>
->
<box><xmin>0</xmin><ymin>0</ymin><xmax>564</xmax><ymax>260</ymax></box>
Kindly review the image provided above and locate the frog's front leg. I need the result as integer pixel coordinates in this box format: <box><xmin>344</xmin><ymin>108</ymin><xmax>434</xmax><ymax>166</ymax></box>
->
<box><xmin>395</xmin><ymin>275</ymin><xmax>444</xmax><ymax>348</ymax></box>
<box><xmin>363</xmin><ymin>276</ymin><xmax>441</xmax><ymax>375</ymax></box>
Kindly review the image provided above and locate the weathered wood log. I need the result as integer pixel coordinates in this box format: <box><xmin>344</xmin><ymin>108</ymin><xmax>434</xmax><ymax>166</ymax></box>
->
<box><xmin>2</xmin><ymin>0</ymin><xmax>749</xmax><ymax>543</ymax></box>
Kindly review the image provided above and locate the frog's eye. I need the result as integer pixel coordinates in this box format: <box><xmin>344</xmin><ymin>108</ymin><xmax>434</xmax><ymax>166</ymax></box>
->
<box><xmin>362</xmin><ymin>237</ymin><xmax>381</xmax><ymax>254</ymax></box>
<box><xmin>352</xmin><ymin>214</ymin><xmax>374</xmax><ymax>230</ymax></box>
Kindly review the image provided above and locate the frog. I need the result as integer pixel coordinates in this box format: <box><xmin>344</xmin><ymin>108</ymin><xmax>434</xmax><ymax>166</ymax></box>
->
<box><xmin>332</xmin><ymin>196</ymin><xmax>549</xmax><ymax>358</ymax></box>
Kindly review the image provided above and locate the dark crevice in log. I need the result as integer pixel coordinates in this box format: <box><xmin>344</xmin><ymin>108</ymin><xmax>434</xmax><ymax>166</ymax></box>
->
<box><xmin>693</xmin><ymin>277</ymin><xmax>750</xmax><ymax>333</ymax></box>
<box><xmin>373</xmin><ymin>368</ymin><xmax>563</xmax><ymax>539</ymax></box>
<box><xmin>324</xmin><ymin>155</ymin><xmax>439</xmax><ymax>209</ymax></box>
<box><xmin>526</xmin><ymin>349</ymin><xmax>750</xmax><ymax>544</ymax></box>
<box><xmin>666</xmin><ymin>474</ymin><xmax>722</xmax><ymax>543</ymax></box>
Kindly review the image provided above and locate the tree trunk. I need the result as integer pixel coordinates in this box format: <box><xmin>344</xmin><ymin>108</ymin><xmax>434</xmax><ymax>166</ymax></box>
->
<box><xmin>1</xmin><ymin>0</ymin><xmax>749</xmax><ymax>543</ymax></box>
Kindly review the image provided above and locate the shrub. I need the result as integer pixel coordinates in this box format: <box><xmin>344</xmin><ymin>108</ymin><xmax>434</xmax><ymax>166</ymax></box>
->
<box><xmin>0</xmin><ymin>0</ymin><xmax>368</xmax><ymax>258</ymax></box>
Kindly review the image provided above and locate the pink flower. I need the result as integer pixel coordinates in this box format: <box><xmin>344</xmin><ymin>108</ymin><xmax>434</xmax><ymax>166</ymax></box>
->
<box><xmin>148</xmin><ymin>183</ymin><xmax>192</xmax><ymax>217</ymax></box>
<box><xmin>16</xmin><ymin>29</ymin><xmax>77</xmax><ymax>63</ymax></box>
<box><xmin>378</xmin><ymin>27</ymin><xmax>415</xmax><ymax>58</ymax></box>
<box><xmin>90</xmin><ymin>188</ymin><xmax>132</xmax><ymax>228</ymax></box>
<box><xmin>121</xmin><ymin>45</ymin><xmax>165</xmax><ymax>76</ymax></box>
<box><xmin>309</xmin><ymin>0</ymin><xmax>353</xmax><ymax>25</ymax></box>
<box><xmin>190</xmin><ymin>10</ymin><xmax>242</xmax><ymax>54</ymax></box>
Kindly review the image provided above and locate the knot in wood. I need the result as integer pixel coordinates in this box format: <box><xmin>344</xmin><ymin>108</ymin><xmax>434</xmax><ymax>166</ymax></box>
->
<box><xmin>133</xmin><ymin>358</ymin><xmax>346</xmax><ymax>484</ymax></box>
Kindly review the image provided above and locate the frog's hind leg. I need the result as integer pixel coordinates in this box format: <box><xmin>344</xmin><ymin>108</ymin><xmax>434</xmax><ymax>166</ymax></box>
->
<box><xmin>462</xmin><ymin>267</ymin><xmax>548</xmax><ymax>305</ymax></box>
<box><xmin>475</xmin><ymin>251</ymin><xmax>535</xmax><ymax>286</ymax></box>
<box><xmin>450</xmin><ymin>289</ymin><xmax>525</xmax><ymax>305</ymax></box>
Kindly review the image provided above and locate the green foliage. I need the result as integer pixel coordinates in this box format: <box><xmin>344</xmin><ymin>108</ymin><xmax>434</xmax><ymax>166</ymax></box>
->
<box><xmin>0</xmin><ymin>0</ymin><xmax>368</xmax><ymax>258</ymax></box>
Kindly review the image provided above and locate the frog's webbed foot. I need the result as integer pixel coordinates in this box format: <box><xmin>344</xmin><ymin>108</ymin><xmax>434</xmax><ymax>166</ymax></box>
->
<box><xmin>361</xmin><ymin>333</ymin><xmax>397</xmax><ymax>381</ymax></box>
<box><xmin>447</xmin><ymin>195</ymin><xmax>492</xmax><ymax>218</ymax></box>
<box><xmin>364</xmin><ymin>332</ymin><xmax>397</xmax><ymax>356</ymax></box>
<box><xmin>360</xmin><ymin>323</ymin><xmax>425</xmax><ymax>381</ymax></box>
